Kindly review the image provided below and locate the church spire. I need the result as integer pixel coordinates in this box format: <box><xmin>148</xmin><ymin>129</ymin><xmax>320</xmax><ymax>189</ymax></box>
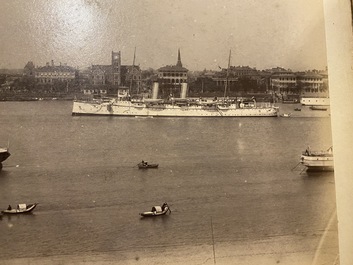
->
<box><xmin>176</xmin><ymin>48</ymin><xmax>182</xmax><ymax>67</ymax></box>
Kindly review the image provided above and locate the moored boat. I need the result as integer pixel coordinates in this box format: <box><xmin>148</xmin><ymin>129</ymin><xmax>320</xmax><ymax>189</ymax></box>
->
<box><xmin>300</xmin><ymin>146</ymin><xmax>334</xmax><ymax>171</ymax></box>
<box><xmin>300</xmin><ymin>97</ymin><xmax>330</xmax><ymax>106</ymax></box>
<box><xmin>282</xmin><ymin>99</ymin><xmax>298</xmax><ymax>104</ymax></box>
<box><xmin>0</xmin><ymin>147</ymin><xmax>10</xmax><ymax>170</ymax></box>
<box><xmin>1</xmin><ymin>203</ymin><xmax>38</xmax><ymax>214</ymax></box>
<box><xmin>310</xmin><ymin>106</ymin><xmax>328</xmax><ymax>111</ymax></box>
<box><xmin>140</xmin><ymin>202</ymin><xmax>171</xmax><ymax>217</ymax></box>
<box><xmin>138</xmin><ymin>161</ymin><xmax>159</xmax><ymax>169</ymax></box>
<box><xmin>280</xmin><ymin>113</ymin><xmax>291</xmax><ymax>117</ymax></box>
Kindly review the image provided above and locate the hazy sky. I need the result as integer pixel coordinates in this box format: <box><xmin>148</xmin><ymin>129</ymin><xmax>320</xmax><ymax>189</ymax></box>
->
<box><xmin>0</xmin><ymin>0</ymin><xmax>327</xmax><ymax>71</ymax></box>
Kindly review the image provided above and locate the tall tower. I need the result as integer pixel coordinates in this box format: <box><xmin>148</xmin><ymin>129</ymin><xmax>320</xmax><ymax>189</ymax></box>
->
<box><xmin>112</xmin><ymin>51</ymin><xmax>121</xmax><ymax>71</ymax></box>
<box><xmin>176</xmin><ymin>49</ymin><xmax>182</xmax><ymax>67</ymax></box>
<box><xmin>111</xmin><ymin>51</ymin><xmax>121</xmax><ymax>86</ymax></box>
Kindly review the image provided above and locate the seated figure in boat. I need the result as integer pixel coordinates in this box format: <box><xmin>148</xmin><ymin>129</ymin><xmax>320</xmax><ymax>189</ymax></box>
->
<box><xmin>162</xmin><ymin>202</ymin><xmax>168</xmax><ymax>210</ymax></box>
<box><xmin>304</xmin><ymin>146</ymin><xmax>311</xmax><ymax>156</ymax></box>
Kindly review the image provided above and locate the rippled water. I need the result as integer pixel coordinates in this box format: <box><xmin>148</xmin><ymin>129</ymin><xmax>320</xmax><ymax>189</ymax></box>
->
<box><xmin>0</xmin><ymin>101</ymin><xmax>336</xmax><ymax>264</ymax></box>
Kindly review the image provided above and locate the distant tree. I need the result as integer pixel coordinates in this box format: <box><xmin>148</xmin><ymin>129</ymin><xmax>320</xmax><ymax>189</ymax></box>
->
<box><xmin>141</xmin><ymin>68</ymin><xmax>155</xmax><ymax>79</ymax></box>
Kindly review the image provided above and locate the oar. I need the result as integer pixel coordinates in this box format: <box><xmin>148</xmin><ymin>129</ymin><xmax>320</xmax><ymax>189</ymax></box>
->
<box><xmin>291</xmin><ymin>162</ymin><xmax>301</xmax><ymax>171</ymax></box>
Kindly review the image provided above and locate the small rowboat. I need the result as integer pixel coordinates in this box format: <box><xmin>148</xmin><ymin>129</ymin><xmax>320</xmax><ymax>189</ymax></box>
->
<box><xmin>138</xmin><ymin>162</ymin><xmax>159</xmax><ymax>169</ymax></box>
<box><xmin>280</xmin><ymin>113</ymin><xmax>291</xmax><ymax>117</ymax></box>
<box><xmin>300</xmin><ymin>146</ymin><xmax>334</xmax><ymax>171</ymax></box>
<box><xmin>1</xmin><ymin>203</ymin><xmax>38</xmax><ymax>214</ymax></box>
<box><xmin>310</xmin><ymin>106</ymin><xmax>327</xmax><ymax>111</ymax></box>
<box><xmin>140</xmin><ymin>202</ymin><xmax>171</xmax><ymax>217</ymax></box>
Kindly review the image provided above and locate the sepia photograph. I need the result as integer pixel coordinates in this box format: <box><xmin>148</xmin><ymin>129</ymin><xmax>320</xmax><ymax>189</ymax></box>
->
<box><xmin>0</xmin><ymin>0</ymin><xmax>351</xmax><ymax>264</ymax></box>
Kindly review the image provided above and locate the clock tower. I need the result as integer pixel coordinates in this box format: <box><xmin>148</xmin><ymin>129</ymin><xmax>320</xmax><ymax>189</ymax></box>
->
<box><xmin>111</xmin><ymin>51</ymin><xmax>121</xmax><ymax>86</ymax></box>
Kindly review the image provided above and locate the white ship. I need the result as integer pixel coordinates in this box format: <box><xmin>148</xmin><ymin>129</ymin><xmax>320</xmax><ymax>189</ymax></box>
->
<box><xmin>72</xmin><ymin>83</ymin><xmax>279</xmax><ymax>117</ymax></box>
<box><xmin>300</xmin><ymin>146</ymin><xmax>334</xmax><ymax>171</ymax></box>
<box><xmin>300</xmin><ymin>97</ymin><xmax>330</xmax><ymax>106</ymax></box>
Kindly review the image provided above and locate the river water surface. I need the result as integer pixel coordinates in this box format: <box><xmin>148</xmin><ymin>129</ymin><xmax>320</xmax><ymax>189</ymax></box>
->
<box><xmin>0</xmin><ymin>101</ymin><xmax>337</xmax><ymax>264</ymax></box>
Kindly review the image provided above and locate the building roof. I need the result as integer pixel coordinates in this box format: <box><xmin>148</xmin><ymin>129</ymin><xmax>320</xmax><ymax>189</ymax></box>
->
<box><xmin>24</xmin><ymin>61</ymin><xmax>35</xmax><ymax>69</ymax></box>
<box><xmin>36</xmin><ymin>65</ymin><xmax>76</xmax><ymax>72</ymax></box>
<box><xmin>158</xmin><ymin>49</ymin><xmax>188</xmax><ymax>72</ymax></box>
<box><xmin>229</xmin><ymin>65</ymin><xmax>256</xmax><ymax>71</ymax></box>
<box><xmin>271</xmin><ymin>73</ymin><xmax>296</xmax><ymax>78</ymax></box>
<box><xmin>91</xmin><ymin>65</ymin><xmax>112</xmax><ymax>74</ymax></box>
<box><xmin>121</xmin><ymin>65</ymin><xmax>141</xmax><ymax>72</ymax></box>
<box><xmin>158</xmin><ymin>65</ymin><xmax>188</xmax><ymax>72</ymax></box>
<box><xmin>297</xmin><ymin>73</ymin><xmax>323</xmax><ymax>79</ymax></box>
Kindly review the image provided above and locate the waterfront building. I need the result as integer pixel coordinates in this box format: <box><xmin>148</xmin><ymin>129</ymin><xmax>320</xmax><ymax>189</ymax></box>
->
<box><xmin>270</xmin><ymin>70</ymin><xmax>297</xmax><ymax>95</ymax></box>
<box><xmin>228</xmin><ymin>65</ymin><xmax>258</xmax><ymax>77</ymax></box>
<box><xmin>157</xmin><ymin>49</ymin><xmax>188</xmax><ymax>85</ymax></box>
<box><xmin>89</xmin><ymin>51</ymin><xmax>141</xmax><ymax>96</ymax></box>
<box><xmin>34</xmin><ymin>60</ymin><xmax>76</xmax><ymax>84</ymax></box>
<box><xmin>91</xmin><ymin>65</ymin><xmax>111</xmax><ymax>85</ymax></box>
<box><xmin>157</xmin><ymin>49</ymin><xmax>189</xmax><ymax>98</ymax></box>
<box><xmin>120</xmin><ymin>65</ymin><xmax>142</xmax><ymax>94</ymax></box>
<box><xmin>297</xmin><ymin>71</ymin><xmax>326</xmax><ymax>97</ymax></box>
<box><xmin>91</xmin><ymin>51</ymin><xmax>121</xmax><ymax>87</ymax></box>
<box><xmin>211</xmin><ymin>71</ymin><xmax>238</xmax><ymax>88</ymax></box>
<box><xmin>110</xmin><ymin>51</ymin><xmax>121</xmax><ymax>86</ymax></box>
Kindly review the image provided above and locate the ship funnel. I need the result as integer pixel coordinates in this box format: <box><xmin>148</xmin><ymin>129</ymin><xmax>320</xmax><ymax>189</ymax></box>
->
<box><xmin>152</xmin><ymin>82</ymin><xmax>159</xmax><ymax>99</ymax></box>
<box><xmin>180</xmin><ymin>83</ymin><xmax>188</xmax><ymax>99</ymax></box>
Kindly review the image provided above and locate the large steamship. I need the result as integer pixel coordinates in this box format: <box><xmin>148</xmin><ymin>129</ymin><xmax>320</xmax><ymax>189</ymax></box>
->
<box><xmin>72</xmin><ymin>82</ymin><xmax>279</xmax><ymax>117</ymax></box>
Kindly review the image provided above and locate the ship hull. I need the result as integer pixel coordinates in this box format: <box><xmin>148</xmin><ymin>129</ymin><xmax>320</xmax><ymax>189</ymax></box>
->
<box><xmin>0</xmin><ymin>149</ymin><xmax>10</xmax><ymax>163</ymax></box>
<box><xmin>300</xmin><ymin>97</ymin><xmax>330</xmax><ymax>106</ymax></box>
<box><xmin>301</xmin><ymin>155</ymin><xmax>334</xmax><ymax>171</ymax></box>
<box><xmin>72</xmin><ymin>101</ymin><xmax>279</xmax><ymax>117</ymax></box>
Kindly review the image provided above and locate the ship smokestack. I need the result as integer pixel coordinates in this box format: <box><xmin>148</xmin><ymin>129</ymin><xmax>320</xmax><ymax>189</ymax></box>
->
<box><xmin>152</xmin><ymin>82</ymin><xmax>159</xmax><ymax>99</ymax></box>
<box><xmin>180</xmin><ymin>83</ymin><xmax>188</xmax><ymax>99</ymax></box>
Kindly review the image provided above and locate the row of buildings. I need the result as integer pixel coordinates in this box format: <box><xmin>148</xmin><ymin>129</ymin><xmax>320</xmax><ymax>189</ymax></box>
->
<box><xmin>23</xmin><ymin>52</ymin><xmax>142</xmax><ymax>95</ymax></box>
<box><xmin>18</xmin><ymin>50</ymin><xmax>328</xmax><ymax>99</ymax></box>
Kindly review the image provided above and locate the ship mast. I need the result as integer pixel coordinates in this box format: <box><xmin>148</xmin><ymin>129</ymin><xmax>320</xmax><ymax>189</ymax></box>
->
<box><xmin>223</xmin><ymin>50</ymin><xmax>231</xmax><ymax>101</ymax></box>
<box><xmin>129</xmin><ymin>47</ymin><xmax>136</xmax><ymax>96</ymax></box>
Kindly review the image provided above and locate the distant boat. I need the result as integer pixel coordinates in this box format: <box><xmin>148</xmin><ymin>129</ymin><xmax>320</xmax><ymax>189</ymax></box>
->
<box><xmin>280</xmin><ymin>113</ymin><xmax>292</xmax><ymax>117</ymax></box>
<box><xmin>282</xmin><ymin>99</ymin><xmax>298</xmax><ymax>104</ymax></box>
<box><xmin>294</xmin><ymin>108</ymin><xmax>301</xmax><ymax>111</ymax></box>
<box><xmin>310</xmin><ymin>106</ymin><xmax>327</xmax><ymax>111</ymax></box>
<box><xmin>0</xmin><ymin>147</ymin><xmax>10</xmax><ymax>170</ymax></box>
<box><xmin>140</xmin><ymin>202</ymin><xmax>171</xmax><ymax>217</ymax></box>
<box><xmin>300</xmin><ymin>146</ymin><xmax>334</xmax><ymax>171</ymax></box>
<box><xmin>300</xmin><ymin>97</ymin><xmax>330</xmax><ymax>106</ymax></box>
<box><xmin>138</xmin><ymin>161</ymin><xmax>159</xmax><ymax>169</ymax></box>
<box><xmin>1</xmin><ymin>203</ymin><xmax>38</xmax><ymax>214</ymax></box>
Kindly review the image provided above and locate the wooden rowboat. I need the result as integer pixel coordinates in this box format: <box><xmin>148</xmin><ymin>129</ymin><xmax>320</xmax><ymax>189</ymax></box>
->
<box><xmin>140</xmin><ymin>202</ymin><xmax>171</xmax><ymax>217</ymax></box>
<box><xmin>138</xmin><ymin>162</ymin><xmax>159</xmax><ymax>169</ymax></box>
<box><xmin>1</xmin><ymin>203</ymin><xmax>38</xmax><ymax>214</ymax></box>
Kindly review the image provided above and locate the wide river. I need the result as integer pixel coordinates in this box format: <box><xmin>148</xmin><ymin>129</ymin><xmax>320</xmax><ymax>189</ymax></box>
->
<box><xmin>0</xmin><ymin>101</ymin><xmax>337</xmax><ymax>264</ymax></box>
